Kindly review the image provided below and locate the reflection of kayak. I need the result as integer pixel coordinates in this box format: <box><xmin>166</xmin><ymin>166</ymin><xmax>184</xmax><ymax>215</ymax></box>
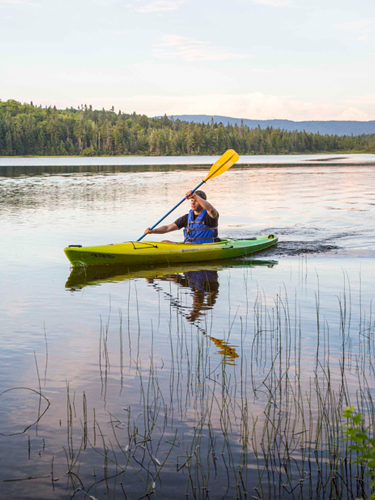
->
<box><xmin>65</xmin><ymin>258</ymin><xmax>278</xmax><ymax>289</ymax></box>
<box><xmin>65</xmin><ymin>257</ymin><xmax>277</xmax><ymax>365</ymax></box>
<box><xmin>64</xmin><ymin>235</ymin><xmax>278</xmax><ymax>268</ymax></box>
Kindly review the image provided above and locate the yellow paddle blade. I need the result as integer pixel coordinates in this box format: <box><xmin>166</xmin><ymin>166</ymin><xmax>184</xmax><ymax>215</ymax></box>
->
<box><xmin>203</xmin><ymin>149</ymin><xmax>239</xmax><ymax>182</ymax></box>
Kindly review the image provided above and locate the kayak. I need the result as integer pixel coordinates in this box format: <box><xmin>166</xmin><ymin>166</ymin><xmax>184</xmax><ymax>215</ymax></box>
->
<box><xmin>64</xmin><ymin>235</ymin><xmax>278</xmax><ymax>267</ymax></box>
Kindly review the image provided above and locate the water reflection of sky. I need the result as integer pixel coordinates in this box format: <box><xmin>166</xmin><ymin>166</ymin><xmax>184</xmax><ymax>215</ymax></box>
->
<box><xmin>1</xmin><ymin>165</ymin><xmax>375</xmax><ymax>252</ymax></box>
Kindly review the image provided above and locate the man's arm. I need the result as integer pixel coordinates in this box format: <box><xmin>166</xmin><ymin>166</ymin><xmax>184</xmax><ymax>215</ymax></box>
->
<box><xmin>186</xmin><ymin>191</ymin><xmax>218</xmax><ymax>218</ymax></box>
<box><xmin>144</xmin><ymin>223</ymin><xmax>179</xmax><ymax>235</ymax></box>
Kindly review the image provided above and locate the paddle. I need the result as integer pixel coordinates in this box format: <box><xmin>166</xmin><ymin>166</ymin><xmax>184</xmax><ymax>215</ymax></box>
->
<box><xmin>137</xmin><ymin>149</ymin><xmax>239</xmax><ymax>242</ymax></box>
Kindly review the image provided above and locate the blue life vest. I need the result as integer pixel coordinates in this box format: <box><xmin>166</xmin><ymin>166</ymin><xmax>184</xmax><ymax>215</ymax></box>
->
<box><xmin>183</xmin><ymin>209</ymin><xmax>216</xmax><ymax>244</ymax></box>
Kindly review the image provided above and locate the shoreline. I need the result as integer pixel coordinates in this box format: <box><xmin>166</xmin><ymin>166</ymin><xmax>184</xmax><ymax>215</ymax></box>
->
<box><xmin>0</xmin><ymin>150</ymin><xmax>374</xmax><ymax>158</ymax></box>
<box><xmin>1</xmin><ymin>153</ymin><xmax>375</xmax><ymax>169</ymax></box>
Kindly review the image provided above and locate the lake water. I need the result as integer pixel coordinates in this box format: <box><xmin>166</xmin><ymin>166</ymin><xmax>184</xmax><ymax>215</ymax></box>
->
<box><xmin>1</xmin><ymin>159</ymin><xmax>375</xmax><ymax>499</ymax></box>
<box><xmin>1</xmin><ymin>152</ymin><xmax>375</xmax><ymax>171</ymax></box>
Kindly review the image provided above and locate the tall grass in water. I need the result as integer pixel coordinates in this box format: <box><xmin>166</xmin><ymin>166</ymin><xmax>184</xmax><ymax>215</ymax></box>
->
<box><xmin>47</xmin><ymin>273</ymin><xmax>375</xmax><ymax>498</ymax></box>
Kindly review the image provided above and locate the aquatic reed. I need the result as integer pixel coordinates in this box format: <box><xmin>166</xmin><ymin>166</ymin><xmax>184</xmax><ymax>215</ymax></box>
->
<box><xmin>3</xmin><ymin>268</ymin><xmax>375</xmax><ymax>500</ymax></box>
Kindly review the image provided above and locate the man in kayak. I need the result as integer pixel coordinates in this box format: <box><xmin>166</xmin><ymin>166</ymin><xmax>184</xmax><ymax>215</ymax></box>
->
<box><xmin>144</xmin><ymin>190</ymin><xmax>219</xmax><ymax>244</ymax></box>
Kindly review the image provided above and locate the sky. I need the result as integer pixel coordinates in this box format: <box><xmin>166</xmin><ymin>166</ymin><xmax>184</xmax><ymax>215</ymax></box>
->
<box><xmin>1</xmin><ymin>0</ymin><xmax>375</xmax><ymax>121</ymax></box>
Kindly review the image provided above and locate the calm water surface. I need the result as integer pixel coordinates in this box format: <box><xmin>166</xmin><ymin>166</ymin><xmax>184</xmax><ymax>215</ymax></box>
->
<box><xmin>1</xmin><ymin>163</ymin><xmax>375</xmax><ymax>499</ymax></box>
<box><xmin>1</xmin><ymin>153</ymin><xmax>375</xmax><ymax>169</ymax></box>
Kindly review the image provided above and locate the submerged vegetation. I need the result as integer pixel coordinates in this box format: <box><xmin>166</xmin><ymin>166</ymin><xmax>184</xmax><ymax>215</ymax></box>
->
<box><xmin>1</xmin><ymin>99</ymin><xmax>375</xmax><ymax>156</ymax></box>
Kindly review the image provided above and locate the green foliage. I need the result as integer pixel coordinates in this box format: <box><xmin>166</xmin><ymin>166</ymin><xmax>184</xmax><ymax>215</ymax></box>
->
<box><xmin>343</xmin><ymin>406</ymin><xmax>375</xmax><ymax>499</ymax></box>
<box><xmin>1</xmin><ymin>99</ymin><xmax>375</xmax><ymax>156</ymax></box>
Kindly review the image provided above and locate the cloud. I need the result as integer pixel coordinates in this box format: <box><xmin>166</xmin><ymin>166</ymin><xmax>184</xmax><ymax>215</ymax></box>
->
<box><xmin>250</xmin><ymin>0</ymin><xmax>291</xmax><ymax>5</ymax></box>
<box><xmin>56</xmin><ymin>70</ymin><xmax>128</xmax><ymax>86</ymax></box>
<box><xmin>346</xmin><ymin>94</ymin><xmax>375</xmax><ymax>114</ymax></box>
<box><xmin>136</xmin><ymin>0</ymin><xmax>183</xmax><ymax>13</ymax></box>
<box><xmin>333</xmin><ymin>19</ymin><xmax>372</xmax><ymax>34</ymax></box>
<box><xmin>88</xmin><ymin>92</ymin><xmax>375</xmax><ymax>121</ymax></box>
<box><xmin>336</xmin><ymin>107</ymin><xmax>370</xmax><ymax>121</ymax></box>
<box><xmin>1</xmin><ymin>0</ymin><xmax>39</xmax><ymax>4</ymax></box>
<box><xmin>15</xmin><ymin>92</ymin><xmax>375</xmax><ymax>121</ymax></box>
<box><xmin>345</xmin><ymin>94</ymin><xmax>375</xmax><ymax>106</ymax></box>
<box><xmin>333</xmin><ymin>20</ymin><xmax>375</xmax><ymax>44</ymax></box>
<box><xmin>153</xmin><ymin>35</ymin><xmax>252</xmax><ymax>61</ymax></box>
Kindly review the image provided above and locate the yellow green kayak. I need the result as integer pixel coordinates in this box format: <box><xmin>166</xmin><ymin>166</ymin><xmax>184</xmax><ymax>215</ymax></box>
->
<box><xmin>64</xmin><ymin>235</ymin><xmax>278</xmax><ymax>268</ymax></box>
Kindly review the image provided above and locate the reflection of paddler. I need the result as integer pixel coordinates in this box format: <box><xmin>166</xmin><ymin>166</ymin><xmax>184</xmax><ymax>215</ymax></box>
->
<box><xmin>171</xmin><ymin>270</ymin><xmax>219</xmax><ymax>323</ymax></box>
<box><xmin>149</xmin><ymin>270</ymin><xmax>239</xmax><ymax>363</ymax></box>
<box><xmin>181</xmin><ymin>271</ymin><xmax>239</xmax><ymax>363</ymax></box>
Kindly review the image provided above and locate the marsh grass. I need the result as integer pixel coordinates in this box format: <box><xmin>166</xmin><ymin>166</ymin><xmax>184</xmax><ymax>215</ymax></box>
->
<box><xmin>3</xmin><ymin>270</ymin><xmax>375</xmax><ymax>499</ymax></box>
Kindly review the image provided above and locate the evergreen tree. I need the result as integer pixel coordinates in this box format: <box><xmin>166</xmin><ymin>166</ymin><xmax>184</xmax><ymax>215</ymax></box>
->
<box><xmin>0</xmin><ymin>99</ymin><xmax>374</xmax><ymax>156</ymax></box>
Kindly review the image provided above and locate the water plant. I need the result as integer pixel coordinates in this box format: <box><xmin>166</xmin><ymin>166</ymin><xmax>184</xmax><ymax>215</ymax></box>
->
<box><xmin>2</xmin><ymin>268</ymin><xmax>375</xmax><ymax>500</ymax></box>
<box><xmin>343</xmin><ymin>405</ymin><xmax>375</xmax><ymax>500</ymax></box>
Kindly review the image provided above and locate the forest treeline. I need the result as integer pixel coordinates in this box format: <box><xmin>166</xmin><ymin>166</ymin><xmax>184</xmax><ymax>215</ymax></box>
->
<box><xmin>1</xmin><ymin>99</ymin><xmax>375</xmax><ymax>156</ymax></box>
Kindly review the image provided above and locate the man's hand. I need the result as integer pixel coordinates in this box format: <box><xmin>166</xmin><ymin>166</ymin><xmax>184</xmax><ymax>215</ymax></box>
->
<box><xmin>186</xmin><ymin>191</ymin><xmax>218</xmax><ymax>219</ymax></box>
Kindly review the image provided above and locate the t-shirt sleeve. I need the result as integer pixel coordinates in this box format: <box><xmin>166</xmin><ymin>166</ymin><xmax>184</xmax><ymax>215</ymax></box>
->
<box><xmin>174</xmin><ymin>214</ymin><xmax>188</xmax><ymax>229</ymax></box>
<box><xmin>204</xmin><ymin>212</ymin><xmax>219</xmax><ymax>227</ymax></box>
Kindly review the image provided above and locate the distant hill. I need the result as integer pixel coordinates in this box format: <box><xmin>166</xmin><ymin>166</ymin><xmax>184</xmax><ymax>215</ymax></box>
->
<box><xmin>167</xmin><ymin>115</ymin><xmax>375</xmax><ymax>136</ymax></box>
